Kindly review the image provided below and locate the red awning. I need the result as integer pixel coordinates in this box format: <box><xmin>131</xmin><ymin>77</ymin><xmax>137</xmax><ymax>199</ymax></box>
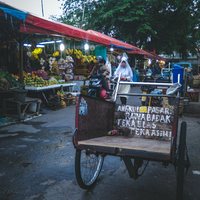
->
<box><xmin>0</xmin><ymin>1</ymin><xmax>166</xmax><ymax>61</ymax></box>
<box><xmin>87</xmin><ymin>30</ymin><xmax>134</xmax><ymax>50</ymax></box>
<box><xmin>22</xmin><ymin>15</ymin><xmax>111</xmax><ymax>46</ymax></box>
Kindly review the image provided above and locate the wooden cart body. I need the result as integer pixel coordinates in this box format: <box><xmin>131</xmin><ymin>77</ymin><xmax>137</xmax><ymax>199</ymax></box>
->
<box><xmin>74</xmin><ymin>93</ymin><xmax>179</xmax><ymax>163</ymax></box>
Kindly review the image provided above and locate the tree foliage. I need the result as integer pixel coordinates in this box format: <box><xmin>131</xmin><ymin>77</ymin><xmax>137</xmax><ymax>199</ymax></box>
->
<box><xmin>54</xmin><ymin>0</ymin><xmax>200</xmax><ymax>58</ymax></box>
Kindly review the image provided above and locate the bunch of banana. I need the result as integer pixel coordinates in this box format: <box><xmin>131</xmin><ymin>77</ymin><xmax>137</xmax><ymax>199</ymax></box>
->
<box><xmin>66</xmin><ymin>48</ymin><xmax>71</xmax><ymax>55</ymax></box>
<box><xmin>53</xmin><ymin>51</ymin><xmax>59</xmax><ymax>57</ymax></box>
<box><xmin>88</xmin><ymin>55</ymin><xmax>94</xmax><ymax>63</ymax></box>
<box><xmin>32</xmin><ymin>48</ymin><xmax>42</xmax><ymax>55</ymax></box>
<box><xmin>76</xmin><ymin>50</ymin><xmax>83</xmax><ymax>59</ymax></box>
<box><xmin>81</xmin><ymin>55</ymin><xmax>89</xmax><ymax>64</ymax></box>
<box><xmin>57</xmin><ymin>90</ymin><xmax>67</xmax><ymax>108</ymax></box>
<box><xmin>92</xmin><ymin>56</ymin><xmax>96</xmax><ymax>62</ymax></box>
<box><xmin>72</xmin><ymin>96</ymin><xmax>76</xmax><ymax>105</ymax></box>
<box><xmin>61</xmin><ymin>101</ymin><xmax>66</xmax><ymax>108</ymax></box>
<box><xmin>57</xmin><ymin>90</ymin><xmax>65</xmax><ymax>100</ymax></box>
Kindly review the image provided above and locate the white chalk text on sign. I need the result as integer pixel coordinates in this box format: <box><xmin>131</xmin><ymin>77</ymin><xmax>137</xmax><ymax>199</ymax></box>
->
<box><xmin>114</xmin><ymin>105</ymin><xmax>174</xmax><ymax>140</ymax></box>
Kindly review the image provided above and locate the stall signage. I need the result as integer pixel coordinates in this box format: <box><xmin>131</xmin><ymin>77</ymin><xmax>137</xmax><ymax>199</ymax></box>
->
<box><xmin>113</xmin><ymin>105</ymin><xmax>174</xmax><ymax>140</ymax></box>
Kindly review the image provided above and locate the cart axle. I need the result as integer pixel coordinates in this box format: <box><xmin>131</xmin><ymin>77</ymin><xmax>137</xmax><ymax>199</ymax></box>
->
<box><xmin>123</xmin><ymin>157</ymin><xmax>143</xmax><ymax>180</ymax></box>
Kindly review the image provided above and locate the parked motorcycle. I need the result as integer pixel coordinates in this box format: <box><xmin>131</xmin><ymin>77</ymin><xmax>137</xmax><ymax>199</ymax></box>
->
<box><xmin>141</xmin><ymin>74</ymin><xmax>163</xmax><ymax>106</ymax></box>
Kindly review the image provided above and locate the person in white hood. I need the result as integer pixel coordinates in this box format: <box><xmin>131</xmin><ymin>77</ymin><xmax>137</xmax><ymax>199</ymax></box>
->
<box><xmin>113</xmin><ymin>57</ymin><xmax>133</xmax><ymax>104</ymax></box>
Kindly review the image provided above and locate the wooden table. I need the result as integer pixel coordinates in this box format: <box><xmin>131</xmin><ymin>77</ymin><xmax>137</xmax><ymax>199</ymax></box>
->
<box><xmin>25</xmin><ymin>83</ymin><xmax>76</xmax><ymax>105</ymax></box>
<box><xmin>3</xmin><ymin>97</ymin><xmax>41</xmax><ymax>120</ymax></box>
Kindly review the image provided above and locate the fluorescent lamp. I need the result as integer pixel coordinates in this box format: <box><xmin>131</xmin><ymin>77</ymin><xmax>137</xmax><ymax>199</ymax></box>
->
<box><xmin>39</xmin><ymin>41</ymin><xmax>55</xmax><ymax>44</ymax></box>
<box><xmin>56</xmin><ymin>40</ymin><xmax>62</xmax><ymax>43</ymax></box>
<box><xmin>60</xmin><ymin>43</ymin><xmax>65</xmax><ymax>51</ymax></box>
<box><xmin>36</xmin><ymin>44</ymin><xmax>45</xmax><ymax>48</ymax></box>
<box><xmin>110</xmin><ymin>47</ymin><xmax>114</xmax><ymax>51</ymax></box>
<box><xmin>84</xmin><ymin>43</ymin><xmax>89</xmax><ymax>50</ymax></box>
<box><xmin>23</xmin><ymin>43</ymin><xmax>32</xmax><ymax>47</ymax></box>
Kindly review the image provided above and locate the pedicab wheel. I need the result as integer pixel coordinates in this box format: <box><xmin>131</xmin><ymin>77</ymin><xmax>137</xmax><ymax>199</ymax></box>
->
<box><xmin>176</xmin><ymin>121</ymin><xmax>187</xmax><ymax>200</ymax></box>
<box><xmin>75</xmin><ymin>149</ymin><xmax>104</xmax><ymax>189</ymax></box>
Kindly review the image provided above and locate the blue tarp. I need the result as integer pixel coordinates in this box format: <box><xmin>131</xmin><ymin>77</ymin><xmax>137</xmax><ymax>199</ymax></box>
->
<box><xmin>0</xmin><ymin>7</ymin><xmax>27</xmax><ymax>21</ymax></box>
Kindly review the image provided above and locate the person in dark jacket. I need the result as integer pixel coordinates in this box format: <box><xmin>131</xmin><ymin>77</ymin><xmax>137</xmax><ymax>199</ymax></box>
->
<box><xmin>87</xmin><ymin>56</ymin><xmax>109</xmax><ymax>92</ymax></box>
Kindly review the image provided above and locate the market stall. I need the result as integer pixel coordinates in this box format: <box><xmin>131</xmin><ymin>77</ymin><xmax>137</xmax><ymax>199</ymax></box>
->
<box><xmin>0</xmin><ymin>1</ymin><xmax>167</xmax><ymax>116</ymax></box>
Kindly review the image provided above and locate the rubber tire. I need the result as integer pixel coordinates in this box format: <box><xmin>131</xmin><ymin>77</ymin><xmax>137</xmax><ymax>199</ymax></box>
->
<box><xmin>177</xmin><ymin>121</ymin><xmax>187</xmax><ymax>200</ymax></box>
<box><xmin>75</xmin><ymin>149</ymin><xmax>104</xmax><ymax>189</ymax></box>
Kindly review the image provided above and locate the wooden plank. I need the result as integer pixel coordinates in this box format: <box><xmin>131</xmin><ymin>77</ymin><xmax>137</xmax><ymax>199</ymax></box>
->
<box><xmin>78</xmin><ymin>136</ymin><xmax>171</xmax><ymax>154</ymax></box>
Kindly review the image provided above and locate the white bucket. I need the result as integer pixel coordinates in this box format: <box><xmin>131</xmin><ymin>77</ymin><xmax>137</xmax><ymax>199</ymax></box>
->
<box><xmin>29</xmin><ymin>103</ymin><xmax>37</xmax><ymax>112</ymax></box>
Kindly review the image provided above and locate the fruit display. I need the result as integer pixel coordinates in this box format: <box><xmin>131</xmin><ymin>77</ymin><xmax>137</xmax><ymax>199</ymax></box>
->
<box><xmin>81</xmin><ymin>85</ymin><xmax>89</xmax><ymax>95</ymax></box>
<box><xmin>49</xmin><ymin>57</ymin><xmax>56</xmax><ymax>72</ymax></box>
<box><xmin>61</xmin><ymin>100</ymin><xmax>66</xmax><ymax>108</ymax></box>
<box><xmin>0</xmin><ymin>70</ymin><xmax>22</xmax><ymax>91</ymax></box>
<box><xmin>57</xmin><ymin>90</ymin><xmax>77</xmax><ymax>106</ymax></box>
<box><xmin>58</xmin><ymin>58</ymin><xmax>66</xmax><ymax>70</ymax></box>
<box><xmin>57</xmin><ymin>90</ymin><xmax>66</xmax><ymax>108</ymax></box>
<box><xmin>65</xmin><ymin>48</ymin><xmax>96</xmax><ymax>64</ymax></box>
<box><xmin>0</xmin><ymin>76</ymin><xmax>9</xmax><ymax>90</ymax></box>
<box><xmin>24</xmin><ymin>76</ymin><xmax>58</xmax><ymax>87</ymax></box>
<box><xmin>48</xmin><ymin>80</ymin><xmax>59</xmax><ymax>85</ymax></box>
<box><xmin>40</xmin><ymin>58</ymin><xmax>48</xmax><ymax>71</ymax></box>
<box><xmin>72</xmin><ymin>96</ymin><xmax>76</xmax><ymax>105</ymax></box>
<box><xmin>32</xmin><ymin>70</ymin><xmax>49</xmax><ymax>80</ymax></box>
<box><xmin>53</xmin><ymin>51</ymin><xmax>59</xmax><ymax>57</ymax></box>
<box><xmin>30</xmin><ymin>48</ymin><xmax>43</xmax><ymax>60</ymax></box>
<box><xmin>24</xmin><ymin>76</ymin><xmax>46</xmax><ymax>87</ymax></box>
<box><xmin>11</xmin><ymin>74</ymin><xmax>19</xmax><ymax>79</ymax></box>
<box><xmin>65</xmin><ymin>56</ymin><xmax>74</xmax><ymax>63</ymax></box>
<box><xmin>51</xmin><ymin>61</ymin><xmax>59</xmax><ymax>75</ymax></box>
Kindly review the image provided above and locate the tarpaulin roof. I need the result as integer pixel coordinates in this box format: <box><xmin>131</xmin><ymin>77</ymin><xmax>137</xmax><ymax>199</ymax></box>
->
<box><xmin>22</xmin><ymin>15</ymin><xmax>112</xmax><ymax>46</ymax></box>
<box><xmin>0</xmin><ymin>1</ymin><xmax>166</xmax><ymax>61</ymax></box>
<box><xmin>0</xmin><ymin>6</ymin><xmax>27</xmax><ymax>21</ymax></box>
<box><xmin>87</xmin><ymin>30</ymin><xmax>134</xmax><ymax>50</ymax></box>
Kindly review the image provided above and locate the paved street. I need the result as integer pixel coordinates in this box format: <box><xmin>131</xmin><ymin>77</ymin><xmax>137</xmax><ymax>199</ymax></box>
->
<box><xmin>0</xmin><ymin>87</ymin><xmax>200</xmax><ymax>200</ymax></box>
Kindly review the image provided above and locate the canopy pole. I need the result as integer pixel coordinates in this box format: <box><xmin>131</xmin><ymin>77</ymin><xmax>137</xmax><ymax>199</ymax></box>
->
<box><xmin>73</xmin><ymin>39</ymin><xmax>75</xmax><ymax>61</ymax></box>
<box><xmin>19</xmin><ymin>33</ymin><xmax>24</xmax><ymax>85</ymax></box>
<box><xmin>63</xmin><ymin>37</ymin><xmax>66</xmax><ymax>59</ymax></box>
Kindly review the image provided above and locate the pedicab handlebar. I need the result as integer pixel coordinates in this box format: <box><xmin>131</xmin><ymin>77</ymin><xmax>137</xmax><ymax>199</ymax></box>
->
<box><xmin>112</xmin><ymin>73</ymin><xmax>181</xmax><ymax>102</ymax></box>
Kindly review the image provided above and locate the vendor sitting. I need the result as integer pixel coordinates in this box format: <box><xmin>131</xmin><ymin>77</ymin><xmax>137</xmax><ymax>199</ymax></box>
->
<box><xmin>87</xmin><ymin>56</ymin><xmax>109</xmax><ymax>92</ymax></box>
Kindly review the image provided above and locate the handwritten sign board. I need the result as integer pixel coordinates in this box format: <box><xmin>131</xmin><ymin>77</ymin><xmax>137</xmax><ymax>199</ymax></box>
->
<box><xmin>113</xmin><ymin>105</ymin><xmax>174</xmax><ymax>141</ymax></box>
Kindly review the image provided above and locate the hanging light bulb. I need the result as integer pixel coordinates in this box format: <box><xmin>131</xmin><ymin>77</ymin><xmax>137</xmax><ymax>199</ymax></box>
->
<box><xmin>84</xmin><ymin>43</ymin><xmax>89</xmax><ymax>50</ymax></box>
<box><xmin>148</xmin><ymin>59</ymin><xmax>151</xmax><ymax>65</ymax></box>
<box><xmin>60</xmin><ymin>43</ymin><xmax>65</xmax><ymax>51</ymax></box>
<box><xmin>110</xmin><ymin>47</ymin><xmax>114</xmax><ymax>51</ymax></box>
